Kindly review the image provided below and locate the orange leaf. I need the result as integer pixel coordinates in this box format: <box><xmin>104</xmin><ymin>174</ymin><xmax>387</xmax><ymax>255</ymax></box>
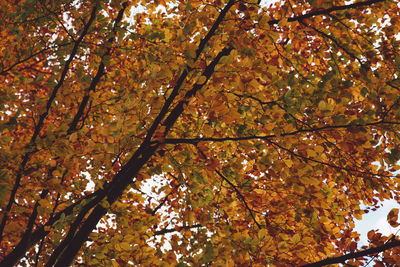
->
<box><xmin>387</xmin><ymin>208</ymin><xmax>400</xmax><ymax>227</ymax></box>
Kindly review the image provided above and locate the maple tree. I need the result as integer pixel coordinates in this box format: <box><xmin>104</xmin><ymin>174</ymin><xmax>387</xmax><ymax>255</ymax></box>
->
<box><xmin>1</xmin><ymin>0</ymin><xmax>400</xmax><ymax>265</ymax></box>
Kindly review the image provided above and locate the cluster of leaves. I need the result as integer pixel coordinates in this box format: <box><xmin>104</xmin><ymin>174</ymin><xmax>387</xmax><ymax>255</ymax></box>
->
<box><xmin>1</xmin><ymin>0</ymin><xmax>400</xmax><ymax>265</ymax></box>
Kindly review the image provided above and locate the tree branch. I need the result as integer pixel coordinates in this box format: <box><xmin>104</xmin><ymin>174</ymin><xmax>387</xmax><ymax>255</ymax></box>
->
<box><xmin>164</xmin><ymin>120</ymin><xmax>400</xmax><ymax>145</ymax></box>
<box><xmin>299</xmin><ymin>20</ymin><xmax>363</xmax><ymax>64</ymax></box>
<box><xmin>161</xmin><ymin>46</ymin><xmax>233</xmax><ymax>133</ymax></box>
<box><xmin>49</xmin><ymin>2</ymin><xmax>237</xmax><ymax>264</ymax></box>
<box><xmin>267</xmin><ymin>0</ymin><xmax>384</xmax><ymax>26</ymax></box>
<box><xmin>44</xmin><ymin>189</ymin><xmax>107</xmax><ymax>267</ymax></box>
<box><xmin>215</xmin><ymin>170</ymin><xmax>262</xmax><ymax>229</ymax></box>
<box><xmin>143</xmin><ymin>0</ymin><xmax>236</xmax><ymax>145</ymax></box>
<box><xmin>302</xmin><ymin>239</ymin><xmax>400</xmax><ymax>267</ymax></box>
<box><xmin>151</xmin><ymin>184</ymin><xmax>181</xmax><ymax>216</ymax></box>
<box><xmin>68</xmin><ymin>2</ymin><xmax>128</xmax><ymax>133</ymax></box>
<box><xmin>0</xmin><ymin>4</ymin><xmax>98</xmax><ymax>244</ymax></box>
<box><xmin>0</xmin><ymin>189</ymin><xmax>104</xmax><ymax>266</ymax></box>
<box><xmin>153</xmin><ymin>224</ymin><xmax>202</xmax><ymax>236</ymax></box>
<box><xmin>265</xmin><ymin>138</ymin><xmax>397</xmax><ymax>179</ymax></box>
<box><xmin>0</xmin><ymin>43</ymin><xmax>71</xmax><ymax>76</ymax></box>
<box><xmin>194</xmin><ymin>145</ymin><xmax>262</xmax><ymax>228</ymax></box>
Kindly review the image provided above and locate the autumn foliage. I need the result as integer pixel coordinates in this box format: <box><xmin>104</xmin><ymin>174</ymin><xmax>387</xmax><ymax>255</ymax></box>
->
<box><xmin>2</xmin><ymin>0</ymin><xmax>400</xmax><ymax>266</ymax></box>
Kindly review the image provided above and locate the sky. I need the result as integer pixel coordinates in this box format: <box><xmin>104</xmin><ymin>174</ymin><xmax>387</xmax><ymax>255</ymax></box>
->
<box><xmin>355</xmin><ymin>199</ymin><xmax>400</xmax><ymax>245</ymax></box>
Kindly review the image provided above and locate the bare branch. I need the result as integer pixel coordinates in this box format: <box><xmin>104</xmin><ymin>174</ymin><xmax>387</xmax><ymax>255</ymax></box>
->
<box><xmin>68</xmin><ymin>2</ymin><xmax>128</xmax><ymax>133</ymax></box>
<box><xmin>143</xmin><ymin>0</ymin><xmax>236</xmax><ymax>145</ymax></box>
<box><xmin>302</xmin><ymin>239</ymin><xmax>400</xmax><ymax>267</ymax></box>
<box><xmin>153</xmin><ymin>224</ymin><xmax>202</xmax><ymax>236</ymax></box>
<box><xmin>215</xmin><ymin>170</ymin><xmax>262</xmax><ymax>229</ymax></box>
<box><xmin>165</xmin><ymin>120</ymin><xmax>400</xmax><ymax>145</ymax></box>
<box><xmin>267</xmin><ymin>0</ymin><xmax>384</xmax><ymax>26</ymax></box>
<box><xmin>0</xmin><ymin>4</ymin><xmax>98</xmax><ymax>244</ymax></box>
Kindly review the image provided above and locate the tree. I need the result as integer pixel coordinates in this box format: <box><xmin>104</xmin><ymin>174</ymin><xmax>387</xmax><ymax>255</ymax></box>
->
<box><xmin>1</xmin><ymin>0</ymin><xmax>400</xmax><ymax>265</ymax></box>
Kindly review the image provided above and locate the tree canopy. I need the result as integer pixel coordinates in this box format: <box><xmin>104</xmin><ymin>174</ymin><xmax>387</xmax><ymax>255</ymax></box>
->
<box><xmin>1</xmin><ymin>0</ymin><xmax>400</xmax><ymax>265</ymax></box>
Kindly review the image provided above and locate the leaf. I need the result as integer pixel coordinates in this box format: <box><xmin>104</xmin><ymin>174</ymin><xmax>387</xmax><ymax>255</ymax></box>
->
<box><xmin>387</xmin><ymin>208</ymin><xmax>400</xmax><ymax>227</ymax></box>
<box><xmin>258</xmin><ymin>228</ymin><xmax>268</xmax><ymax>239</ymax></box>
<box><xmin>219</xmin><ymin>55</ymin><xmax>233</xmax><ymax>65</ymax></box>
<box><xmin>278</xmin><ymin>18</ymin><xmax>288</xmax><ymax>27</ymax></box>
<box><xmin>111</xmin><ymin>260</ymin><xmax>119</xmax><ymax>267</ymax></box>
<box><xmin>283</xmin><ymin>159</ymin><xmax>293</xmax><ymax>168</ymax></box>
<box><xmin>258</xmin><ymin>15</ymin><xmax>270</xmax><ymax>29</ymax></box>
<box><xmin>2</xmin><ymin>0</ymin><xmax>400</xmax><ymax>266</ymax></box>
<box><xmin>120</xmin><ymin>242</ymin><xmax>131</xmax><ymax>251</ymax></box>
<box><xmin>196</xmin><ymin>76</ymin><xmax>207</xmax><ymax>85</ymax></box>
<box><xmin>0</xmin><ymin>183</ymin><xmax>9</xmax><ymax>201</ymax></box>
<box><xmin>367</xmin><ymin>230</ymin><xmax>375</xmax><ymax>240</ymax></box>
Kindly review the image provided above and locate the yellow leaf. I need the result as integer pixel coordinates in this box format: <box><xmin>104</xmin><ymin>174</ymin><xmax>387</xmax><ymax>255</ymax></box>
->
<box><xmin>264</xmin><ymin>122</ymin><xmax>275</xmax><ymax>131</ymax></box>
<box><xmin>107</xmin><ymin>136</ymin><xmax>114</xmax><ymax>143</ymax></box>
<box><xmin>293</xmin><ymin>184</ymin><xmax>305</xmax><ymax>194</ymax></box>
<box><xmin>258</xmin><ymin>15</ymin><xmax>269</xmax><ymax>29</ymax></box>
<box><xmin>197</xmin><ymin>76</ymin><xmax>207</xmax><ymax>85</ymax></box>
<box><xmin>291</xmin><ymin>233</ymin><xmax>300</xmax><ymax>243</ymax></box>
<box><xmin>38</xmin><ymin>199</ymin><xmax>47</xmax><ymax>207</ymax></box>
<box><xmin>89</xmin><ymin>259</ymin><xmax>100</xmax><ymax>265</ymax></box>
<box><xmin>120</xmin><ymin>242</ymin><xmax>131</xmax><ymax>250</ymax></box>
<box><xmin>278</xmin><ymin>241</ymin><xmax>288</xmax><ymax>251</ymax></box>
<box><xmin>111</xmin><ymin>260</ymin><xmax>119</xmax><ymax>267</ymax></box>
<box><xmin>283</xmin><ymin>159</ymin><xmax>293</xmax><ymax>168</ymax></box>
<box><xmin>48</xmin><ymin>159</ymin><xmax>57</xmax><ymax>167</ymax></box>
<box><xmin>307</xmin><ymin>149</ymin><xmax>317</xmax><ymax>158</ymax></box>
<box><xmin>320</xmin><ymin>216</ymin><xmax>330</xmax><ymax>224</ymax></box>
<box><xmin>124</xmin><ymin>234</ymin><xmax>134</xmax><ymax>242</ymax></box>
<box><xmin>332</xmin><ymin>226</ymin><xmax>340</xmax><ymax>235</ymax></box>
<box><xmin>314</xmin><ymin>145</ymin><xmax>324</xmax><ymax>153</ymax></box>
<box><xmin>96</xmin><ymin>253</ymin><xmax>105</xmax><ymax>259</ymax></box>
<box><xmin>353</xmin><ymin>211</ymin><xmax>363</xmax><ymax>220</ymax></box>
<box><xmin>219</xmin><ymin>55</ymin><xmax>233</xmax><ymax>65</ymax></box>
<box><xmin>278</xmin><ymin>18</ymin><xmax>288</xmax><ymax>27</ymax></box>
<box><xmin>69</xmin><ymin>132</ymin><xmax>78</xmax><ymax>142</ymax></box>
<box><xmin>186</xmin><ymin>48</ymin><xmax>196</xmax><ymax>59</ymax></box>
<box><xmin>280</xmin><ymin>234</ymin><xmax>289</xmax><ymax>240</ymax></box>
<box><xmin>258</xmin><ymin>228</ymin><xmax>268</xmax><ymax>239</ymax></box>
<box><xmin>188</xmin><ymin>211</ymin><xmax>195</xmax><ymax>225</ymax></box>
<box><xmin>249</xmin><ymin>79</ymin><xmax>259</xmax><ymax>89</ymax></box>
<box><xmin>318</xmin><ymin>99</ymin><xmax>334</xmax><ymax>112</ymax></box>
